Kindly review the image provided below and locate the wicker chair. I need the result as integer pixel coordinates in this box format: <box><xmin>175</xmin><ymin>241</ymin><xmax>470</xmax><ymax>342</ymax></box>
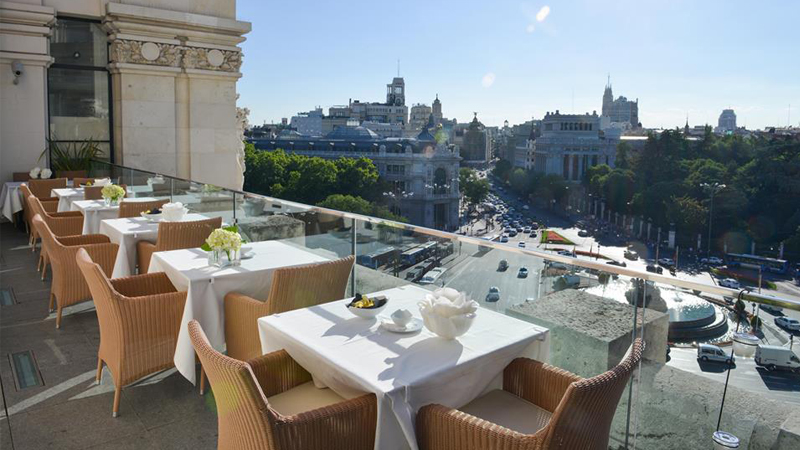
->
<box><xmin>136</xmin><ymin>217</ymin><xmax>222</xmax><ymax>273</ymax></box>
<box><xmin>72</xmin><ymin>177</ymin><xmax>93</xmax><ymax>187</ymax></box>
<box><xmin>118</xmin><ymin>199</ymin><xmax>168</xmax><ymax>218</ymax></box>
<box><xmin>28</xmin><ymin>177</ymin><xmax>67</xmax><ymax>200</ymax></box>
<box><xmin>84</xmin><ymin>184</ymin><xmax>127</xmax><ymax>200</ymax></box>
<box><xmin>416</xmin><ymin>339</ymin><xmax>644</xmax><ymax>450</ymax></box>
<box><xmin>19</xmin><ymin>184</ymin><xmax>58</xmax><ymax>246</ymax></box>
<box><xmin>188</xmin><ymin>320</ymin><xmax>377</xmax><ymax>450</ymax></box>
<box><xmin>32</xmin><ymin>214</ymin><xmax>118</xmax><ymax>328</ymax></box>
<box><xmin>13</xmin><ymin>172</ymin><xmax>30</xmax><ymax>182</ymax></box>
<box><xmin>224</xmin><ymin>255</ymin><xmax>355</xmax><ymax>362</ymax></box>
<box><xmin>27</xmin><ymin>195</ymin><xmax>84</xmax><ymax>278</ymax></box>
<box><xmin>75</xmin><ymin>248</ymin><xmax>186</xmax><ymax>418</ymax></box>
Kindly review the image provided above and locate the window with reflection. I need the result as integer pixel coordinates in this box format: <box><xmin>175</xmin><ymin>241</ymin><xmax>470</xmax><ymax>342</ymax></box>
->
<box><xmin>48</xmin><ymin>18</ymin><xmax>112</xmax><ymax>160</ymax></box>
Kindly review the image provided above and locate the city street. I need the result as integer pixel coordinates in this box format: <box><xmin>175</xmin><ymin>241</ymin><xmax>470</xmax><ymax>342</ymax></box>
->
<box><xmin>668</xmin><ymin>347</ymin><xmax>800</xmax><ymax>404</ymax></box>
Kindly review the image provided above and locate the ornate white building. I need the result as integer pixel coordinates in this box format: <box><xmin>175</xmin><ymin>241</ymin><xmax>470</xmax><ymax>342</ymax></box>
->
<box><xmin>531</xmin><ymin>111</ymin><xmax>618</xmax><ymax>182</ymax></box>
<box><xmin>1</xmin><ymin>1</ymin><xmax>251</xmax><ymax>190</ymax></box>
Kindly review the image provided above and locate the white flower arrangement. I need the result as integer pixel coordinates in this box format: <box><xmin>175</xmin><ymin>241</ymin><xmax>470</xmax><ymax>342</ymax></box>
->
<box><xmin>40</xmin><ymin>168</ymin><xmax>52</xmax><ymax>179</ymax></box>
<box><xmin>418</xmin><ymin>287</ymin><xmax>478</xmax><ymax>340</ymax></box>
<box><xmin>101</xmin><ymin>184</ymin><xmax>125</xmax><ymax>201</ymax></box>
<box><xmin>205</xmin><ymin>228</ymin><xmax>243</xmax><ymax>253</ymax></box>
<box><xmin>29</xmin><ymin>167</ymin><xmax>41</xmax><ymax>179</ymax></box>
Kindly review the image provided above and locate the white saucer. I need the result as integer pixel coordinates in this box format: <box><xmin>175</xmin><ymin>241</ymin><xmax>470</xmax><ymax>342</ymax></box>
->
<box><xmin>240</xmin><ymin>251</ymin><xmax>255</xmax><ymax>260</ymax></box>
<box><xmin>380</xmin><ymin>317</ymin><xmax>423</xmax><ymax>334</ymax></box>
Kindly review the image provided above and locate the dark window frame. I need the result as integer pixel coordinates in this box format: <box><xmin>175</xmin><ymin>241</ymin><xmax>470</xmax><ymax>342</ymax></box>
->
<box><xmin>47</xmin><ymin>16</ymin><xmax>114</xmax><ymax>163</ymax></box>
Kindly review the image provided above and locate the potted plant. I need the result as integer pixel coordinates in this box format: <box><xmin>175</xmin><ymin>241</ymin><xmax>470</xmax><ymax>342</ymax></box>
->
<box><xmin>39</xmin><ymin>138</ymin><xmax>104</xmax><ymax>179</ymax></box>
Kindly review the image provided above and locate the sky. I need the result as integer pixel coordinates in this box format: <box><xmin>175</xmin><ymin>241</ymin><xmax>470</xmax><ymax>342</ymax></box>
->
<box><xmin>236</xmin><ymin>0</ymin><xmax>800</xmax><ymax>130</ymax></box>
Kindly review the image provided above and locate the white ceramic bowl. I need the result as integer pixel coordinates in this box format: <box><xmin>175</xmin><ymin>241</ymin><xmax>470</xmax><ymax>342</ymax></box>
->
<box><xmin>161</xmin><ymin>206</ymin><xmax>188</xmax><ymax>222</ymax></box>
<box><xmin>420</xmin><ymin>310</ymin><xmax>476</xmax><ymax>340</ymax></box>
<box><xmin>346</xmin><ymin>296</ymin><xmax>388</xmax><ymax>319</ymax></box>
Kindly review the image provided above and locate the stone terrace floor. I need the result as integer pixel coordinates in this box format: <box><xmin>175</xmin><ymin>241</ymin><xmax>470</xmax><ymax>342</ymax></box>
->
<box><xmin>0</xmin><ymin>222</ymin><xmax>218</xmax><ymax>449</ymax></box>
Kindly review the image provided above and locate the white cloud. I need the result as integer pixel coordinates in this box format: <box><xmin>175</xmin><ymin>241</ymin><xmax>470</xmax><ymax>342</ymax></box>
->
<box><xmin>536</xmin><ymin>6</ymin><xmax>550</xmax><ymax>22</ymax></box>
<box><xmin>482</xmin><ymin>73</ymin><xmax>496</xmax><ymax>88</ymax></box>
<box><xmin>526</xmin><ymin>23</ymin><xmax>536</xmax><ymax>33</ymax></box>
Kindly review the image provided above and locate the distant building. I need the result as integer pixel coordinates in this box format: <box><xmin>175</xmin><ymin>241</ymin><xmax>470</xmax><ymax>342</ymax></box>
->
<box><xmin>318</xmin><ymin>76</ymin><xmax>409</xmax><ymax>135</ymax></box>
<box><xmin>249</xmin><ymin>120</ymin><xmax>461</xmax><ymax>230</ymax></box>
<box><xmin>290</xmin><ymin>108</ymin><xmax>324</xmax><ymax>136</ymax></box>
<box><xmin>717</xmin><ymin>109</ymin><xmax>737</xmax><ymax>133</ymax></box>
<box><xmin>453</xmin><ymin>113</ymin><xmax>490</xmax><ymax>163</ymax></box>
<box><xmin>408</xmin><ymin>104</ymin><xmax>432</xmax><ymax>134</ymax></box>
<box><xmin>601</xmin><ymin>78</ymin><xmax>640</xmax><ymax>129</ymax></box>
<box><xmin>532</xmin><ymin>110</ymin><xmax>618</xmax><ymax>182</ymax></box>
<box><xmin>432</xmin><ymin>94</ymin><xmax>443</xmax><ymax>124</ymax></box>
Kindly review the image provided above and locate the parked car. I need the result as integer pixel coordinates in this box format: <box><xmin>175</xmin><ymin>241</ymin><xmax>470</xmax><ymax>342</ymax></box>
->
<box><xmin>658</xmin><ymin>258</ymin><xmax>675</xmax><ymax>267</ymax></box>
<box><xmin>485</xmin><ymin>286</ymin><xmax>501</xmax><ymax>302</ymax></box>
<box><xmin>719</xmin><ymin>278</ymin><xmax>741</xmax><ymax>289</ymax></box>
<box><xmin>761</xmin><ymin>303</ymin><xmax>784</xmax><ymax>314</ymax></box>
<box><xmin>405</xmin><ymin>266</ymin><xmax>425</xmax><ymax>281</ymax></box>
<box><xmin>774</xmin><ymin>317</ymin><xmax>800</xmax><ymax>331</ymax></box>
<box><xmin>701</xmin><ymin>256</ymin><xmax>724</xmax><ymax>265</ymax></box>
<box><xmin>497</xmin><ymin>259</ymin><xmax>509</xmax><ymax>271</ymax></box>
<box><xmin>577</xmin><ymin>230</ymin><xmax>590</xmax><ymax>237</ymax></box>
<box><xmin>518</xmin><ymin>241</ymin><xmax>526</xmax><ymax>248</ymax></box>
<box><xmin>697</xmin><ymin>344</ymin><xmax>734</xmax><ymax>365</ymax></box>
<box><xmin>606</xmin><ymin>260</ymin><xmax>627</xmax><ymax>267</ymax></box>
<box><xmin>646</xmin><ymin>264</ymin><xmax>664</xmax><ymax>274</ymax></box>
<box><xmin>419</xmin><ymin>267</ymin><xmax>447</xmax><ymax>285</ymax></box>
<box><xmin>624</xmin><ymin>250</ymin><xmax>639</xmax><ymax>261</ymax></box>
<box><xmin>755</xmin><ymin>345</ymin><xmax>800</xmax><ymax>373</ymax></box>
<box><xmin>500</xmin><ymin>235</ymin><xmax>509</xmax><ymax>243</ymax></box>
<box><xmin>518</xmin><ymin>267</ymin><xmax>529</xmax><ymax>278</ymax></box>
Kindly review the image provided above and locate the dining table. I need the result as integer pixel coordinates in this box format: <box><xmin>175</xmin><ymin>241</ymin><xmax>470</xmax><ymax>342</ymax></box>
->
<box><xmin>98</xmin><ymin>213</ymin><xmax>208</xmax><ymax>278</ymax></box>
<box><xmin>146</xmin><ymin>239</ymin><xmax>332</xmax><ymax>384</ymax></box>
<box><xmin>257</xmin><ymin>284</ymin><xmax>550</xmax><ymax>450</ymax></box>
<box><xmin>1</xmin><ymin>181</ymin><xmax>25</xmax><ymax>222</ymax></box>
<box><xmin>71</xmin><ymin>197</ymin><xmax>159</xmax><ymax>234</ymax></box>
<box><xmin>52</xmin><ymin>187</ymin><xmax>85</xmax><ymax>212</ymax></box>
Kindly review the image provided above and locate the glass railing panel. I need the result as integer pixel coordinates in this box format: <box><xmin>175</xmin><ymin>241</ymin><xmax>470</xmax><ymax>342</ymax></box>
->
<box><xmin>170</xmin><ymin>179</ymin><xmax>235</xmax><ymax>224</ymax></box>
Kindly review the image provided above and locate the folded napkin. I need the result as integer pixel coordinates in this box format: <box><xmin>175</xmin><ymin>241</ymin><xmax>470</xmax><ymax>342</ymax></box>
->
<box><xmin>419</xmin><ymin>287</ymin><xmax>478</xmax><ymax>318</ymax></box>
<box><xmin>162</xmin><ymin>202</ymin><xmax>184</xmax><ymax>210</ymax></box>
<box><xmin>93</xmin><ymin>178</ymin><xmax>111</xmax><ymax>186</ymax></box>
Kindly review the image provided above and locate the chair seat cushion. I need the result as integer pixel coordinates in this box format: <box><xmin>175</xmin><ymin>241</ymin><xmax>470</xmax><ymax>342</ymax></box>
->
<box><xmin>460</xmin><ymin>389</ymin><xmax>552</xmax><ymax>435</ymax></box>
<box><xmin>267</xmin><ymin>381</ymin><xmax>345</xmax><ymax>416</ymax></box>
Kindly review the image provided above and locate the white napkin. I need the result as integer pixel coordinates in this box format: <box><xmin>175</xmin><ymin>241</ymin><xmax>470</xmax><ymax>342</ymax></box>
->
<box><xmin>419</xmin><ymin>287</ymin><xmax>479</xmax><ymax>318</ymax></box>
<box><xmin>162</xmin><ymin>202</ymin><xmax>184</xmax><ymax>210</ymax></box>
<box><xmin>93</xmin><ymin>178</ymin><xmax>111</xmax><ymax>186</ymax></box>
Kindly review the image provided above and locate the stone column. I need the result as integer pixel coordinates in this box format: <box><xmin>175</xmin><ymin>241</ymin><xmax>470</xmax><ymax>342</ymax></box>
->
<box><xmin>105</xmin><ymin>3</ymin><xmax>250</xmax><ymax>190</ymax></box>
<box><xmin>0</xmin><ymin>2</ymin><xmax>55</xmax><ymax>182</ymax></box>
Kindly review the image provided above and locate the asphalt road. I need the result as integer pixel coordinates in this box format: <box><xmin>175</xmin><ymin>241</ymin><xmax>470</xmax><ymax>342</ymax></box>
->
<box><xmin>668</xmin><ymin>347</ymin><xmax>800</xmax><ymax>404</ymax></box>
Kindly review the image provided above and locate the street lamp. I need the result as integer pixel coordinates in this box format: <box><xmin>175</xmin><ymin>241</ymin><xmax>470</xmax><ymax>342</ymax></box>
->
<box><xmin>701</xmin><ymin>182</ymin><xmax>726</xmax><ymax>254</ymax></box>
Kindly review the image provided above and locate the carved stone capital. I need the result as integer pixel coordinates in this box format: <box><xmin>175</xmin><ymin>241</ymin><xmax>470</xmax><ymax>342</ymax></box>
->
<box><xmin>109</xmin><ymin>39</ymin><xmax>242</xmax><ymax>73</ymax></box>
<box><xmin>183</xmin><ymin>47</ymin><xmax>242</xmax><ymax>72</ymax></box>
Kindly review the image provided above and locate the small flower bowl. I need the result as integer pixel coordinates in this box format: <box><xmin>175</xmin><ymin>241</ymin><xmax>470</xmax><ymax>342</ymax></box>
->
<box><xmin>346</xmin><ymin>295</ymin><xmax>388</xmax><ymax>319</ymax></box>
<box><xmin>420</xmin><ymin>310</ymin><xmax>476</xmax><ymax>340</ymax></box>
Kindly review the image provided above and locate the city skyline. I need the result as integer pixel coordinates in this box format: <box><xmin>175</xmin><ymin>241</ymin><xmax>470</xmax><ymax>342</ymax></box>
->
<box><xmin>237</xmin><ymin>0</ymin><xmax>799</xmax><ymax>130</ymax></box>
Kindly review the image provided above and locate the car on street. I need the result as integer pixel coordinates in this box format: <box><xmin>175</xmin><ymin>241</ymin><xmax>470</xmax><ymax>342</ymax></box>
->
<box><xmin>774</xmin><ymin>316</ymin><xmax>800</xmax><ymax>331</ymax></box>
<box><xmin>419</xmin><ymin>267</ymin><xmax>447</xmax><ymax>285</ymax></box>
<box><xmin>523</xmin><ymin>226</ymin><xmax>532</xmax><ymax>233</ymax></box>
<box><xmin>701</xmin><ymin>256</ymin><xmax>724</xmax><ymax>265</ymax></box>
<box><xmin>577</xmin><ymin>230</ymin><xmax>590</xmax><ymax>237</ymax></box>
<box><xmin>518</xmin><ymin>241</ymin><xmax>526</xmax><ymax>248</ymax></box>
<box><xmin>497</xmin><ymin>259</ymin><xmax>509</xmax><ymax>271</ymax></box>
<box><xmin>624</xmin><ymin>250</ymin><xmax>639</xmax><ymax>261</ymax></box>
<box><xmin>760</xmin><ymin>303</ymin><xmax>783</xmax><ymax>314</ymax></box>
<box><xmin>719</xmin><ymin>278</ymin><xmax>741</xmax><ymax>289</ymax></box>
<box><xmin>518</xmin><ymin>267</ymin><xmax>529</xmax><ymax>278</ymax></box>
<box><xmin>755</xmin><ymin>345</ymin><xmax>800</xmax><ymax>373</ymax></box>
<box><xmin>557</xmin><ymin>250</ymin><xmax>574</xmax><ymax>257</ymax></box>
<box><xmin>646</xmin><ymin>264</ymin><xmax>663</xmax><ymax>274</ymax></box>
<box><xmin>530</xmin><ymin>223</ymin><xmax>539</xmax><ymax>229</ymax></box>
<box><xmin>500</xmin><ymin>235</ymin><xmax>509</xmax><ymax>243</ymax></box>
<box><xmin>697</xmin><ymin>344</ymin><xmax>734</xmax><ymax>365</ymax></box>
<box><xmin>658</xmin><ymin>258</ymin><xmax>675</xmax><ymax>267</ymax></box>
<box><xmin>529</xmin><ymin>231</ymin><xmax>537</xmax><ymax>238</ymax></box>
<box><xmin>508</xmin><ymin>230</ymin><xmax>518</xmax><ymax>237</ymax></box>
<box><xmin>405</xmin><ymin>266</ymin><xmax>425</xmax><ymax>281</ymax></box>
<box><xmin>486</xmin><ymin>286</ymin><xmax>501</xmax><ymax>302</ymax></box>
<box><xmin>606</xmin><ymin>260</ymin><xmax>627</xmax><ymax>267</ymax></box>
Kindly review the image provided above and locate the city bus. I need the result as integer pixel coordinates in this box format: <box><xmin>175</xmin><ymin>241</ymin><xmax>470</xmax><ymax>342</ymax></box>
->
<box><xmin>357</xmin><ymin>247</ymin><xmax>398</xmax><ymax>270</ymax></box>
<box><xmin>725</xmin><ymin>253</ymin><xmax>789</xmax><ymax>274</ymax></box>
<box><xmin>401</xmin><ymin>241</ymin><xmax>437</xmax><ymax>266</ymax></box>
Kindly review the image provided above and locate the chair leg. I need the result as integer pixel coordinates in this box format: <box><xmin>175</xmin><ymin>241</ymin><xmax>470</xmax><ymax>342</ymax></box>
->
<box><xmin>112</xmin><ymin>384</ymin><xmax>122</xmax><ymax>418</ymax></box>
<box><xmin>49</xmin><ymin>292</ymin><xmax>55</xmax><ymax>312</ymax></box>
<box><xmin>199</xmin><ymin>367</ymin><xmax>207</xmax><ymax>395</ymax></box>
<box><xmin>55</xmin><ymin>305</ymin><xmax>63</xmax><ymax>329</ymax></box>
<box><xmin>96</xmin><ymin>358</ymin><xmax>104</xmax><ymax>384</ymax></box>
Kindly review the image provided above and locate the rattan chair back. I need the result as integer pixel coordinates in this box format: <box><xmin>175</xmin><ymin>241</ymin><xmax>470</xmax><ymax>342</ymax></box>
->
<box><xmin>118</xmin><ymin>199</ymin><xmax>169</xmax><ymax>218</ymax></box>
<box><xmin>154</xmin><ymin>216</ymin><xmax>222</xmax><ymax>252</ymax></box>
<box><xmin>28</xmin><ymin>177</ymin><xmax>67</xmax><ymax>198</ymax></box>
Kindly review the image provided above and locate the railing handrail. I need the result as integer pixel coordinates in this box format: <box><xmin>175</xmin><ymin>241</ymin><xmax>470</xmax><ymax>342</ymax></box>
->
<box><xmin>91</xmin><ymin>159</ymin><xmax>800</xmax><ymax>312</ymax></box>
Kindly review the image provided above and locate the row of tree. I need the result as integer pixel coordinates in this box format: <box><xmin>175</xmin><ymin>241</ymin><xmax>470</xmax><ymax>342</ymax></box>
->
<box><xmin>243</xmin><ymin>144</ymin><xmax>403</xmax><ymax>221</ymax></box>
<box><xmin>492</xmin><ymin>159</ymin><xmax>571</xmax><ymax>207</ymax></box>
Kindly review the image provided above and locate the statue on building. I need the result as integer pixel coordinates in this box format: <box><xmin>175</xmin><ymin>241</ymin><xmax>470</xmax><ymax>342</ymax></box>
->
<box><xmin>235</xmin><ymin>94</ymin><xmax>250</xmax><ymax>189</ymax></box>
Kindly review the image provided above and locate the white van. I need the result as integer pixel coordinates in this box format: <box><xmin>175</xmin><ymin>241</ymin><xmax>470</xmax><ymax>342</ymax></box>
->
<box><xmin>754</xmin><ymin>345</ymin><xmax>800</xmax><ymax>373</ymax></box>
<box><xmin>697</xmin><ymin>344</ymin><xmax>734</xmax><ymax>365</ymax></box>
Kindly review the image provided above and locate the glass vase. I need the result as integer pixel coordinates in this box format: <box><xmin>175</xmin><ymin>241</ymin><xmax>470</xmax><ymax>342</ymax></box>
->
<box><xmin>207</xmin><ymin>249</ymin><xmax>241</xmax><ymax>268</ymax></box>
<box><xmin>103</xmin><ymin>197</ymin><xmax>120</xmax><ymax>207</ymax></box>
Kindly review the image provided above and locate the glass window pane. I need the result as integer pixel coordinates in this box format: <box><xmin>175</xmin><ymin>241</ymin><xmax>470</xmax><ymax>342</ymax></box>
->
<box><xmin>51</xmin><ymin>19</ymin><xmax>107</xmax><ymax>67</ymax></box>
<box><xmin>48</xmin><ymin>68</ymin><xmax>110</xmax><ymax>141</ymax></box>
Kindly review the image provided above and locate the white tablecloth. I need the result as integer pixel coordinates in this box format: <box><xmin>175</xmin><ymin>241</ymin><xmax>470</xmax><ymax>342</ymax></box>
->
<box><xmin>258</xmin><ymin>285</ymin><xmax>550</xmax><ymax>450</ymax></box>
<box><xmin>1</xmin><ymin>182</ymin><xmax>24</xmax><ymax>221</ymax></box>
<box><xmin>71</xmin><ymin>198</ymin><xmax>158</xmax><ymax>235</ymax></box>
<box><xmin>98</xmin><ymin>214</ymin><xmax>208</xmax><ymax>278</ymax></box>
<box><xmin>52</xmin><ymin>187</ymin><xmax>84</xmax><ymax>212</ymax></box>
<box><xmin>147</xmin><ymin>240</ymin><xmax>331</xmax><ymax>384</ymax></box>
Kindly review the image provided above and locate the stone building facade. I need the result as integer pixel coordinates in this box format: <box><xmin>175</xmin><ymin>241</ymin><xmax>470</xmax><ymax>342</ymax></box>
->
<box><xmin>1</xmin><ymin>1</ymin><xmax>250</xmax><ymax>190</ymax></box>
<box><xmin>532</xmin><ymin>111</ymin><xmax>618</xmax><ymax>182</ymax></box>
